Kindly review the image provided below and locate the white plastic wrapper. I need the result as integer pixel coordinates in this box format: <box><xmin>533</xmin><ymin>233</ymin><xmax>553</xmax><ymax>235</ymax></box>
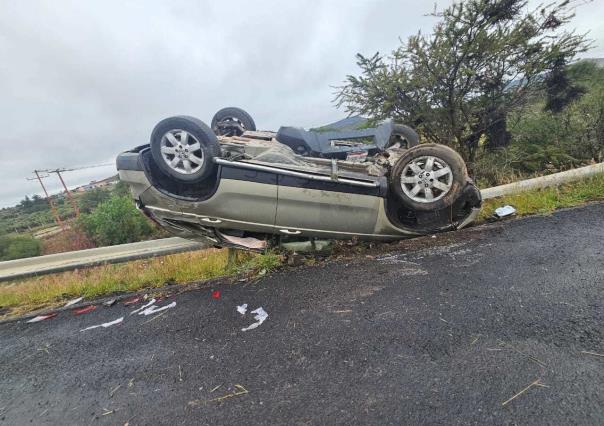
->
<box><xmin>237</xmin><ymin>304</ymin><xmax>248</xmax><ymax>315</ymax></box>
<box><xmin>241</xmin><ymin>307</ymin><xmax>268</xmax><ymax>331</ymax></box>
<box><xmin>80</xmin><ymin>317</ymin><xmax>124</xmax><ymax>331</ymax></box>
<box><xmin>495</xmin><ymin>205</ymin><xmax>516</xmax><ymax>217</ymax></box>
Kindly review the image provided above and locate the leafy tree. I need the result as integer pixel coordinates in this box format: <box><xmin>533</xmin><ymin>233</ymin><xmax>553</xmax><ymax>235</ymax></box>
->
<box><xmin>78</xmin><ymin>195</ymin><xmax>153</xmax><ymax>246</ymax></box>
<box><xmin>335</xmin><ymin>0</ymin><xmax>590</xmax><ymax>162</ymax></box>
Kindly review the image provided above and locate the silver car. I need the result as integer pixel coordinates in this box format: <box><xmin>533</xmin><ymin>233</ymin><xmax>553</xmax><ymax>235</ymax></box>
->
<box><xmin>117</xmin><ymin>113</ymin><xmax>481</xmax><ymax>251</ymax></box>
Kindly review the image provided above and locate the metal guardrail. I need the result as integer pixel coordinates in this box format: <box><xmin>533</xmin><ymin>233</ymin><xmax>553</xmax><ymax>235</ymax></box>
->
<box><xmin>1</xmin><ymin>162</ymin><xmax>602</xmax><ymax>282</ymax></box>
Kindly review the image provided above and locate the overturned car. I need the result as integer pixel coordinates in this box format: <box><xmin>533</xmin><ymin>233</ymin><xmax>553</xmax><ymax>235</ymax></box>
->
<box><xmin>117</xmin><ymin>109</ymin><xmax>481</xmax><ymax>251</ymax></box>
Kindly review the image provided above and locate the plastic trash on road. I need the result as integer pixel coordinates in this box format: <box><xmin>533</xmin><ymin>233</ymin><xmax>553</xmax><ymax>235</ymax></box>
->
<box><xmin>212</xmin><ymin>290</ymin><xmax>221</xmax><ymax>299</ymax></box>
<box><xmin>80</xmin><ymin>316</ymin><xmax>124</xmax><ymax>331</ymax></box>
<box><xmin>139</xmin><ymin>301</ymin><xmax>176</xmax><ymax>316</ymax></box>
<box><xmin>26</xmin><ymin>313</ymin><xmax>58</xmax><ymax>323</ymax></box>
<box><xmin>130</xmin><ymin>299</ymin><xmax>156</xmax><ymax>315</ymax></box>
<box><xmin>63</xmin><ymin>297</ymin><xmax>83</xmax><ymax>308</ymax></box>
<box><xmin>495</xmin><ymin>205</ymin><xmax>516</xmax><ymax>218</ymax></box>
<box><xmin>72</xmin><ymin>305</ymin><xmax>97</xmax><ymax>315</ymax></box>
<box><xmin>241</xmin><ymin>307</ymin><xmax>268</xmax><ymax>331</ymax></box>
<box><xmin>237</xmin><ymin>304</ymin><xmax>248</xmax><ymax>315</ymax></box>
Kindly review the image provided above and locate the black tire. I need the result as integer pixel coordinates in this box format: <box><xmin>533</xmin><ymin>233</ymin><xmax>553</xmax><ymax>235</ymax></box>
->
<box><xmin>150</xmin><ymin>116</ymin><xmax>221</xmax><ymax>183</ymax></box>
<box><xmin>391</xmin><ymin>124</ymin><xmax>419</xmax><ymax>148</ymax></box>
<box><xmin>389</xmin><ymin>144</ymin><xmax>467</xmax><ymax>211</ymax></box>
<box><xmin>211</xmin><ymin>107</ymin><xmax>256</xmax><ymax>136</ymax></box>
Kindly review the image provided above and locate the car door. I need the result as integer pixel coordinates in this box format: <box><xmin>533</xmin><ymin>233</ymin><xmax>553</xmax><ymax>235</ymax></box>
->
<box><xmin>178</xmin><ymin>167</ymin><xmax>278</xmax><ymax>233</ymax></box>
<box><xmin>275</xmin><ymin>175</ymin><xmax>380</xmax><ymax>238</ymax></box>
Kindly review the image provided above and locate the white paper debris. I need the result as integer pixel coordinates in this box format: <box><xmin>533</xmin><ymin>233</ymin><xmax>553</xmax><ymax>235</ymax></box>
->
<box><xmin>237</xmin><ymin>304</ymin><xmax>248</xmax><ymax>315</ymax></box>
<box><xmin>63</xmin><ymin>297</ymin><xmax>83</xmax><ymax>308</ymax></box>
<box><xmin>26</xmin><ymin>314</ymin><xmax>56</xmax><ymax>323</ymax></box>
<box><xmin>241</xmin><ymin>307</ymin><xmax>268</xmax><ymax>331</ymax></box>
<box><xmin>80</xmin><ymin>317</ymin><xmax>124</xmax><ymax>331</ymax></box>
<box><xmin>495</xmin><ymin>205</ymin><xmax>516</xmax><ymax>217</ymax></box>
<box><xmin>130</xmin><ymin>298</ymin><xmax>156</xmax><ymax>315</ymax></box>
<box><xmin>139</xmin><ymin>301</ymin><xmax>176</xmax><ymax>316</ymax></box>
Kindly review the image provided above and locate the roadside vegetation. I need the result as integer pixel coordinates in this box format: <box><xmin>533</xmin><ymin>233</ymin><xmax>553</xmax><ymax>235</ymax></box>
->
<box><xmin>0</xmin><ymin>249</ymin><xmax>282</xmax><ymax>317</ymax></box>
<box><xmin>336</xmin><ymin>0</ymin><xmax>602</xmax><ymax>188</ymax></box>
<box><xmin>480</xmin><ymin>173</ymin><xmax>604</xmax><ymax>220</ymax></box>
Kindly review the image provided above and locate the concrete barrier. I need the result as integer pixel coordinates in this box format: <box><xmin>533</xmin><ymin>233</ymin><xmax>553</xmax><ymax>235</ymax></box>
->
<box><xmin>480</xmin><ymin>162</ymin><xmax>604</xmax><ymax>200</ymax></box>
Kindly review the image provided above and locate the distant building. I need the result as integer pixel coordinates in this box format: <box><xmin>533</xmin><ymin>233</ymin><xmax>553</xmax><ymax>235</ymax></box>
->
<box><xmin>73</xmin><ymin>175</ymin><xmax>119</xmax><ymax>193</ymax></box>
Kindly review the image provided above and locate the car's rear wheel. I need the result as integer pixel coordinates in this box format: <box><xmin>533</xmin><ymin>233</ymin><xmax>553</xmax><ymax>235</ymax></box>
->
<box><xmin>390</xmin><ymin>144</ymin><xmax>467</xmax><ymax>211</ymax></box>
<box><xmin>150</xmin><ymin>116</ymin><xmax>221</xmax><ymax>183</ymax></box>
<box><xmin>211</xmin><ymin>107</ymin><xmax>256</xmax><ymax>137</ymax></box>
<box><xmin>390</xmin><ymin>124</ymin><xmax>420</xmax><ymax>149</ymax></box>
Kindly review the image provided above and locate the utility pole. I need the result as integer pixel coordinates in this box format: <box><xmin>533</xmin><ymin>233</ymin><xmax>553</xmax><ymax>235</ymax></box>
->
<box><xmin>30</xmin><ymin>171</ymin><xmax>65</xmax><ymax>229</ymax></box>
<box><xmin>53</xmin><ymin>169</ymin><xmax>80</xmax><ymax>217</ymax></box>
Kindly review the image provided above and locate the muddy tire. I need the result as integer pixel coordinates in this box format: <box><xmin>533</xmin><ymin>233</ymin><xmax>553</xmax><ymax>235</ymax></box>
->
<box><xmin>390</xmin><ymin>144</ymin><xmax>467</xmax><ymax>211</ymax></box>
<box><xmin>391</xmin><ymin>124</ymin><xmax>420</xmax><ymax>148</ymax></box>
<box><xmin>150</xmin><ymin>116</ymin><xmax>221</xmax><ymax>183</ymax></box>
<box><xmin>211</xmin><ymin>107</ymin><xmax>256</xmax><ymax>136</ymax></box>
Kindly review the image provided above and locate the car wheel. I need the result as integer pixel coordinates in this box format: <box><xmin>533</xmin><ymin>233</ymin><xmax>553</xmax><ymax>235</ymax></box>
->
<box><xmin>391</xmin><ymin>124</ymin><xmax>419</xmax><ymax>148</ymax></box>
<box><xmin>150</xmin><ymin>116</ymin><xmax>221</xmax><ymax>183</ymax></box>
<box><xmin>390</xmin><ymin>144</ymin><xmax>467</xmax><ymax>211</ymax></box>
<box><xmin>211</xmin><ymin>107</ymin><xmax>256</xmax><ymax>137</ymax></box>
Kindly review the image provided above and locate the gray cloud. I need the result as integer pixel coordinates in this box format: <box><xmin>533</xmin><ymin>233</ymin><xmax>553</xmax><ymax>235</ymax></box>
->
<box><xmin>1</xmin><ymin>0</ymin><xmax>602</xmax><ymax>207</ymax></box>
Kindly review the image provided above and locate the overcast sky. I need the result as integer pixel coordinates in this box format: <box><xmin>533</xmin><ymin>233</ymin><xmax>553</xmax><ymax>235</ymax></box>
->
<box><xmin>1</xmin><ymin>0</ymin><xmax>603</xmax><ymax>208</ymax></box>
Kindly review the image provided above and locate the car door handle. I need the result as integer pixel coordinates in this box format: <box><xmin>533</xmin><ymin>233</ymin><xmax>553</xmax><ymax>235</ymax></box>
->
<box><xmin>201</xmin><ymin>218</ymin><xmax>222</xmax><ymax>224</ymax></box>
<box><xmin>280</xmin><ymin>229</ymin><xmax>301</xmax><ymax>235</ymax></box>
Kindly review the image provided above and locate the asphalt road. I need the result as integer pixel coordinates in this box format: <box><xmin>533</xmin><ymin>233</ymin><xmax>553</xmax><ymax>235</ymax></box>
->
<box><xmin>1</xmin><ymin>204</ymin><xmax>603</xmax><ymax>425</ymax></box>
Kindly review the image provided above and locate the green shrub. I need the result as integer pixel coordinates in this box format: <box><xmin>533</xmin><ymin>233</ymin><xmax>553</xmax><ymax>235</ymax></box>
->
<box><xmin>0</xmin><ymin>235</ymin><xmax>42</xmax><ymax>260</ymax></box>
<box><xmin>78</xmin><ymin>195</ymin><xmax>153</xmax><ymax>246</ymax></box>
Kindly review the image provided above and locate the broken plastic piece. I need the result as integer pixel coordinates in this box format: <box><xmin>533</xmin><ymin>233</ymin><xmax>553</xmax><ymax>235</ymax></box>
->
<box><xmin>103</xmin><ymin>299</ymin><xmax>116</xmax><ymax>307</ymax></box>
<box><xmin>212</xmin><ymin>290</ymin><xmax>221</xmax><ymax>299</ymax></box>
<box><xmin>123</xmin><ymin>296</ymin><xmax>141</xmax><ymax>306</ymax></box>
<box><xmin>237</xmin><ymin>304</ymin><xmax>248</xmax><ymax>315</ymax></box>
<box><xmin>80</xmin><ymin>317</ymin><xmax>124</xmax><ymax>331</ymax></box>
<box><xmin>495</xmin><ymin>205</ymin><xmax>516</xmax><ymax>218</ymax></box>
<box><xmin>72</xmin><ymin>305</ymin><xmax>97</xmax><ymax>315</ymax></box>
<box><xmin>130</xmin><ymin>298</ymin><xmax>156</xmax><ymax>315</ymax></box>
<box><xmin>139</xmin><ymin>301</ymin><xmax>176</xmax><ymax>316</ymax></box>
<box><xmin>26</xmin><ymin>313</ymin><xmax>58</xmax><ymax>323</ymax></box>
<box><xmin>217</xmin><ymin>231</ymin><xmax>267</xmax><ymax>250</ymax></box>
<box><xmin>241</xmin><ymin>307</ymin><xmax>268</xmax><ymax>331</ymax></box>
<box><xmin>63</xmin><ymin>297</ymin><xmax>83</xmax><ymax>308</ymax></box>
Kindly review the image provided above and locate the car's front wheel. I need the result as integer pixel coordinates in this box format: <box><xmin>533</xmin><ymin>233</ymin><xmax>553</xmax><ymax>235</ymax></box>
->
<box><xmin>150</xmin><ymin>116</ymin><xmax>221</xmax><ymax>183</ymax></box>
<box><xmin>211</xmin><ymin>107</ymin><xmax>256</xmax><ymax>137</ymax></box>
<box><xmin>389</xmin><ymin>144</ymin><xmax>467</xmax><ymax>211</ymax></box>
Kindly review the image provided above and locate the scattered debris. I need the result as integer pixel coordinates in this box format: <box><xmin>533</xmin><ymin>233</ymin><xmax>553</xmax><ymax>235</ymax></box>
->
<box><xmin>26</xmin><ymin>313</ymin><xmax>58</xmax><ymax>323</ymax></box>
<box><xmin>236</xmin><ymin>304</ymin><xmax>248</xmax><ymax>315</ymax></box>
<box><xmin>502</xmin><ymin>378</ymin><xmax>548</xmax><ymax>406</ymax></box>
<box><xmin>80</xmin><ymin>317</ymin><xmax>124</xmax><ymax>332</ymax></box>
<box><xmin>210</xmin><ymin>384</ymin><xmax>222</xmax><ymax>393</ymax></box>
<box><xmin>103</xmin><ymin>299</ymin><xmax>116</xmax><ymax>307</ymax></box>
<box><xmin>141</xmin><ymin>311</ymin><xmax>168</xmax><ymax>325</ymax></box>
<box><xmin>580</xmin><ymin>350</ymin><xmax>604</xmax><ymax>358</ymax></box>
<box><xmin>130</xmin><ymin>299</ymin><xmax>156</xmax><ymax>315</ymax></box>
<box><xmin>333</xmin><ymin>310</ymin><xmax>353</xmax><ymax>314</ymax></box>
<box><xmin>63</xmin><ymin>297</ymin><xmax>84</xmax><ymax>308</ymax></box>
<box><xmin>72</xmin><ymin>306</ymin><xmax>97</xmax><ymax>315</ymax></box>
<box><xmin>101</xmin><ymin>408</ymin><xmax>114</xmax><ymax>416</ymax></box>
<box><xmin>241</xmin><ymin>307</ymin><xmax>268</xmax><ymax>331</ymax></box>
<box><xmin>109</xmin><ymin>384</ymin><xmax>121</xmax><ymax>398</ymax></box>
<box><xmin>123</xmin><ymin>296</ymin><xmax>141</xmax><ymax>306</ymax></box>
<box><xmin>178</xmin><ymin>365</ymin><xmax>183</xmax><ymax>382</ymax></box>
<box><xmin>212</xmin><ymin>290</ymin><xmax>221</xmax><ymax>299</ymax></box>
<box><xmin>139</xmin><ymin>301</ymin><xmax>176</xmax><ymax>316</ymax></box>
<box><xmin>494</xmin><ymin>205</ymin><xmax>516</xmax><ymax>218</ymax></box>
<box><xmin>188</xmin><ymin>384</ymin><xmax>249</xmax><ymax>407</ymax></box>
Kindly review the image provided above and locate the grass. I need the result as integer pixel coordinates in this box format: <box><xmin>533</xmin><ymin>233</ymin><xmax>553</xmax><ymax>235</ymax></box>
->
<box><xmin>480</xmin><ymin>173</ymin><xmax>604</xmax><ymax>220</ymax></box>
<box><xmin>0</xmin><ymin>248</ymin><xmax>282</xmax><ymax>317</ymax></box>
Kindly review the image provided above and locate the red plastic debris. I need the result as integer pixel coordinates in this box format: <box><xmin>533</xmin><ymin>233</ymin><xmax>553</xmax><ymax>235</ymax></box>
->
<box><xmin>123</xmin><ymin>296</ymin><xmax>141</xmax><ymax>306</ymax></box>
<box><xmin>72</xmin><ymin>305</ymin><xmax>97</xmax><ymax>315</ymax></box>
<box><xmin>26</xmin><ymin>313</ymin><xmax>58</xmax><ymax>323</ymax></box>
<box><xmin>211</xmin><ymin>290</ymin><xmax>221</xmax><ymax>299</ymax></box>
